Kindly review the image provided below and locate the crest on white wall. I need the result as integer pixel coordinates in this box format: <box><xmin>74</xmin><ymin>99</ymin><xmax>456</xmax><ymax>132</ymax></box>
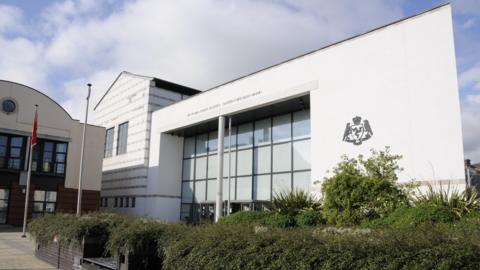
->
<box><xmin>343</xmin><ymin>116</ymin><xmax>373</xmax><ymax>145</ymax></box>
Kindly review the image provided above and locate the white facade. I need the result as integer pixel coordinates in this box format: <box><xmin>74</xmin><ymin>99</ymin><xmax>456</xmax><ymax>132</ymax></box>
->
<box><xmin>94</xmin><ymin>71</ymin><xmax>199</xmax><ymax>216</ymax></box>
<box><xmin>98</xmin><ymin>5</ymin><xmax>465</xmax><ymax>222</ymax></box>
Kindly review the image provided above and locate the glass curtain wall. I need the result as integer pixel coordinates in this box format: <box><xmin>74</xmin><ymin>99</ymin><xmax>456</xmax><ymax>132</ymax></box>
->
<box><xmin>181</xmin><ymin>109</ymin><xmax>311</xmax><ymax>222</ymax></box>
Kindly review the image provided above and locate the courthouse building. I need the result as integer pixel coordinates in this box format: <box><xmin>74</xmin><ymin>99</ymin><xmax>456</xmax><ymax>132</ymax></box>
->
<box><xmin>96</xmin><ymin>4</ymin><xmax>465</xmax><ymax>222</ymax></box>
<box><xmin>0</xmin><ymin>81</ymin><xmax>104</xmax><ymax>225</ymax></box>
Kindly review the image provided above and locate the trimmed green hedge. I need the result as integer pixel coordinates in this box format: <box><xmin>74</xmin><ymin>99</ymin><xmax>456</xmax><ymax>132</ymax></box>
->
<box><xmin>164</xmin><ymin>223</ymin><xmax>480</xmax><ymax>269</ymax></box>
<box><xmin>29</xmin><ymin>213</ymin><xmax>480</xmax><ymax>269</ymax></box>
<box><xmin>219</xmin><ymin>210</ymin><xmax>324</xmax><ymax>228</ymax></box>
<box><xmin>28</xmin><ymin>212</ymin><xmax>124</xmax><ymax>244</ymax></box>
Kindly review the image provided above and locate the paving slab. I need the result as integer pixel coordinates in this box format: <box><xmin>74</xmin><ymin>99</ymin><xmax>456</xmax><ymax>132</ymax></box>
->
<box><xmin>0</xmin><ymin>229</ymin><xmax>55</xmax><ymax>270</ymax></box>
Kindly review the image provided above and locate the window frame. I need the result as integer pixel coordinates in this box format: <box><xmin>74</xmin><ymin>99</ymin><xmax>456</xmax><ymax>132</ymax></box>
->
<box><xmin>116</xmin><ymin>122</ymin><xmax>129</xmax><ymax>155</ymax></box>
<box><xmin>104</xmin><ymin>127</ymin><xmax>114</xmax><ymax>158</ymax></box>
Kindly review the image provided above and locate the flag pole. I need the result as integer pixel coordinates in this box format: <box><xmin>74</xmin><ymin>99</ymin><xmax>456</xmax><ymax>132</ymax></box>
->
<box><xmin>76</xmin><ymin>83</ymin><xmax>91</xmax><ymax>216</ymax></box>
<box><xmin>22</xmin><ymin>105</ymin><xmax>38</xmax><ymax>238</ymax></box>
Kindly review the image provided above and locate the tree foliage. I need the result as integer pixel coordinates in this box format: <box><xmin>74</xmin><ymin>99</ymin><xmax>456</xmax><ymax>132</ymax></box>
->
<box><xmin>322</xmin><ymin>147</ymin><xmax>409</xmax><ymax>225</ymax></box>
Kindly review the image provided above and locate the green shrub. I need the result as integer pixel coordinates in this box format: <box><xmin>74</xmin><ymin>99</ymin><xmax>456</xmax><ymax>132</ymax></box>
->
<box><xmin>365</xmin><ymin>204</ymin><xmax>457</xmax><ymax>228</ymax></box>
<box><xmin>163</xmin><ymin>222</ymin><xmax>480</xmax><ymax>269</ymax></box>
<box><xmin>219</xmin><ymin>211</ymin><xmax>272</xmax><ymax>225</ymax></box>
<box><xmin>28</xmin><ymin>212</ymin><xmax>125</xmax><ymax>244</ymax></box>
<box><xmin>295</xmin><ymin>209</ymin><xmax>325</xmax><ymax>227</ymax></box>
<box><xmin>414</xmin><ymin>184</ymin><xmax>480</xmax><ymax>218</ymax></box>
<box><xmin>322</xmin><ymin>147</ymin><xmax>409</xmax><ymax>225</ymax></box>
<box><xmin>264</xmin><ymin>213</ymin><xmax>296</xmax><ymax>228</ymax></box>
<box><xmin>272</xmin><ymin>189</ymin><xmax>321</xmax><ymax>215</ymax></box>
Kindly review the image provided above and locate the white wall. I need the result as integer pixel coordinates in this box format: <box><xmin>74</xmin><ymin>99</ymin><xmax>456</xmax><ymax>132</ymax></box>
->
<box><xmin>150</xmin><ymin>4</ymin><xmax>464</xmax><ymax>206</ymax></box>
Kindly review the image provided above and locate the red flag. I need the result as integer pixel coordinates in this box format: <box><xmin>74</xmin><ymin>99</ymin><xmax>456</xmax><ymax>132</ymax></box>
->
<box><xmin>31</xmin><ymin>106</ymin><xmax>38</xmax><ymax>146</ymax></box>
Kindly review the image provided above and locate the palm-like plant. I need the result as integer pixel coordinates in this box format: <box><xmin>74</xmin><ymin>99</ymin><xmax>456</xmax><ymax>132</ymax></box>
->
<box><xmin>272</xmin><ymin>189</ymin><xmax>321</xmax><ymax>215</ymax></box>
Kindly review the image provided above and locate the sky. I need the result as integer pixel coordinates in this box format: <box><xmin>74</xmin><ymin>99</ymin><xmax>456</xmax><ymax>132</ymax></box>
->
<box><xmin>0</xmin><ymin>0</ymin><xmax>479</xmax><ymax>161</ymax></box>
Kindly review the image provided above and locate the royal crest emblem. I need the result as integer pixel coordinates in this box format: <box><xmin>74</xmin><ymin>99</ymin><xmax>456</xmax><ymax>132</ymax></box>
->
<box><xmin>343</xmin><ymin>116</ymin><xmax>373</xmax><ymax>145</ymax></box>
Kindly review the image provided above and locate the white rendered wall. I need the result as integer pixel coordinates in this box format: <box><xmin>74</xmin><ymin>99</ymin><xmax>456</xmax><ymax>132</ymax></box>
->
<box><xmin>95</xmin><ymin>72</ymin><xmax>185</xmax><ymax>218</ymax></box>
<box><xmin>149</xmin><ymin>4</ymin><xmax>464</xmax><ymax>216</ymax></box>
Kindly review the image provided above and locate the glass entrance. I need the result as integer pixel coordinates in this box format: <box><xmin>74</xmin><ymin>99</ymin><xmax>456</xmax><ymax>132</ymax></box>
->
<box><xmin>193</xmin><ymin>203</ymin><xmax>215</xmax><ymax>223</ymax></box>
<box><xmin>0</xmin><ymin>189</ymin><xmax>9</xmax><ymax>224</ymax></box>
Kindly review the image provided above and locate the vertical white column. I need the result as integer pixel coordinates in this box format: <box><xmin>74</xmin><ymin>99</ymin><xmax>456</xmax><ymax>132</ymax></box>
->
<box><xmin>215</xmin><ymin>116</ymin><xmax>225</xmax><ymax>222</ymax></box>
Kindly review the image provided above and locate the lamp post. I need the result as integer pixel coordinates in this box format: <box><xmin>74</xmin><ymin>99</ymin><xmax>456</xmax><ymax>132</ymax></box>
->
<box><xmin>76</xmin><ymin>83</ymin><xmax>91</xmax><ymax>216</ymax></box>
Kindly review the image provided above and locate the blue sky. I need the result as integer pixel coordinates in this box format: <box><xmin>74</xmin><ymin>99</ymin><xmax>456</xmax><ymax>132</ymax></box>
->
<box><xmin>0</xmin><ymin>0</ymin><xmax>479</xmax><ymax>161</ymax></box>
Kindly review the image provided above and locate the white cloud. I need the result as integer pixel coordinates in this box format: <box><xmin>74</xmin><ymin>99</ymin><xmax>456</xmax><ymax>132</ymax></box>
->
<box><xmin>39</xmin><ymin>0</ymin><xmax>404</xmax><ymax>118</ymax></box>
<box><xmin>461</xmin><ymin>94</ymin><xmax>480</xmax><ymax>162</ymax></box>
<box><xmin>0</xmin><ymin>4</ymin><xmax>23</xmax><ymax>33</ymax></box>
<box><xmin>459</xmin><ymin>64</ymin><xmax>480</xmax><ymax>90</ymax></box>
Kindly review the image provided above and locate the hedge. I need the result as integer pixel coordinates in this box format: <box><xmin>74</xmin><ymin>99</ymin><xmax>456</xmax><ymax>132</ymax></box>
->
<box><xmin>29</xmin><ymin>213</ymin><xmax>480</xmax><ymax>269</ymax></box>
<box><xmin>164</xmin><ymin>223</ymin><xmax>480</xmax><ymax>269</ymax></box>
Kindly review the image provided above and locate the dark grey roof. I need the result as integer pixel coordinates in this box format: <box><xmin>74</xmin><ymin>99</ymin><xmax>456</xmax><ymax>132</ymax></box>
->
<box><xmin>94</xmin><ymin>71</ymin><xmax>200</xmax><ymax>110</ymax></box>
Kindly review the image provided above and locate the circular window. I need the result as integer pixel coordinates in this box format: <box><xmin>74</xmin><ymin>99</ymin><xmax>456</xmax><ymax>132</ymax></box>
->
<box><xmin>2</xmin><ymin>99</ymin><xmax>17</xmax><ymax>114</ymax></box>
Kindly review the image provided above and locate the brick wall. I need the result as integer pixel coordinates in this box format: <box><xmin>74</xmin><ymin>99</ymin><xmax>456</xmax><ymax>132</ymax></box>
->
<box><xmin>56</xmin><ymin>186</ymin><xmax>100</xmax><ymax>214</ymax></box>
<box><xmin>7</xmin><ymin>182</ymin><xmax>100</xmax><ymax>226</ymax></box>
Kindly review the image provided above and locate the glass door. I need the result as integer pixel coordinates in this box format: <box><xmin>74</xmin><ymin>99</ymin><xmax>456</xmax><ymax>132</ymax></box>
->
<box><xmin>0</xmin><ymin>189</ymin><xmax>9</xmax><ymax>224</ymax></box>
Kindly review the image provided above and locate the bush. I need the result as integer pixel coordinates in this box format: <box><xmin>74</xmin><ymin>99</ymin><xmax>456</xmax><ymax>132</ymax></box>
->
<box><xmin>219</xmin><ymin>211</ymin><xmax>273</xmax><ymax>226</ymax></box>
<box><xmin>272</xmin><ymin>189</ymin><xmax>321</xmax><ymax>215</ymax></box>
<box><xmin>414</xmin><ymin>184</ymin><xmax>480</xmax><ymax>218</ymax></box>
<box><xmin>163</xmin><ymin>223</ymin><xmax>480</xmax><ymax>269</ymax></box>
<box><xmin>28</xmin><ymin>212</ymin><xmax>124</xmax><ymax>245</ymax></box>
<box><xmin>322</xmin><ymin>147</ymin><xmax>409</xmax><ymax>225</ymax></box>
<box><xmin>365</xmin><ymin>204</ymin><xmax>457</xmax><ymax>228</ymax></box>
<box><xmin>295</xmin><ymin>209</ymin><xmax>325</xmax><ymax>227</ymax></box>
<box><xmin>264</xmin><ymin>213</ymin><xmax>296</xmax><ymax>228</ymax></box>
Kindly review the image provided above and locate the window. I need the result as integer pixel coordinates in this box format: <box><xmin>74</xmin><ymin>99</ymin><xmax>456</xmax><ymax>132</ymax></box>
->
<box><xmin>42</xmin><ymin>142</ymin><xmax>53</xmax><ymax>172</ymax></box>
<box><xmin>131</xmin><ymin>197</ymin><xmax>136</xmax><ymax>208</ymax></box>
<box><xmin>125</xmin><ymin>197</ymin><xmax>130</xmax><ymax>207</ymax></box>
<box><xmin>237</xmin><ymin>123</ymin><xmax>253</xmax><ymax>149</ymax></box>
<box><xmin>194</xmin><ymin>180</ymin><xmax>206</xmax><ymax>203</ymax></box>
<box><xmin>182</xmin><ymin>182</ymin><xmax>194</xmax><ymax>203</ymax></box>
<box><xmin>8</xmin><ymin>137</ymin><xmax>23</xmax><ymax>169</ymax></box>
<box><xmin>254</xmin><ymin>119</ymin><xmax>271</xmax><ymax>146</ymax></box>
<box><xmin>183</xmin><ymin>137</ymin><xmax>195</xmax><ymax>158</ymax></box>
<box><xmin>117</xmin><ymin>122</ymin><xmax>128</xmax><ymax>155</ymax></box>
<box><xmin>0</xmin><ymin>189</ymin><xmax>9</xmax><ymax>224</ymax></box>
<box><xmin>0</xmin><ymin>134</ymin><xmax>26</xmax><ymax>170</ymax></box>
<box><xmin>195</xmin><ymin>156</ymin><xmax>207</xmax><ymax>180</ymax></box>
<box><xmin>105</xmin><ymin>128</ymin><xmax>114</xmax><ymax>157</ymax></box>
<box><xmin>119</xmin><ymin>197</ymin><xmax>124</xmax><ymax>207</ymax></box>
<box><xmin>32</xmin><ymin>190</ymin><xmax>57</xmax><ymax>218</ymax></box>
<box><xmin>206</xmin><ymin>180</ymin><xmax>216</xmax><ymax>201</ymax></box>
<box><xmin>114</xmin><ymin>197</ymin><xmax>118</xmax><ymax>208</ymax></box>
<box><xmin>101</xmin><ymin>197</ymin><xmax>108</xmax><ymax>208</ymax></box>
<box><xmin>293</xmin><ymin>110</ymin><xmax>310</xmax><ymax>139</ymax></box>
<box><xmin>272</xmin><ymin>114</ymin><xmax>291</xmax><ymax>143</ymax></box>
<box><xmin>237</xmin><ymin>149</ymin><xmax>253</xmax><ymax>176</ymax></box>
<box><xmin>180</xmin><ymin>109</ymin><xmax>311</xmax><ymax>222</ymax></box>
<box><xmin>55</xmin><ymin>143</ymin><xmax>67</xmax><ymax>175</ymax></box>
<box><xmin>253</xmin><ymin>146</ymin><xmax>271</xmax><ymax>174</ymax></box>
<box><xmin>0</xmin><ymin>136</ymin><xmax>7</xmax><ymax>168</ymax></box>
<box><xmin>254</xmin><ymin>175</ymin><xmax>270</xmax><ymax>200</ymax></box>
<box><xmin>31</xmin><ymin>140</ymin><xmax>68</xmax><ymax>176</ymax></box>
<box><xmin>236</xmin><ymin>176</ymin><xmax>252</xmax><ymax>200</ymax></box>
<box><xmin>273</xmin><ymin>143</ymin><xmax>291</xmax><ymax>172</ymax></box>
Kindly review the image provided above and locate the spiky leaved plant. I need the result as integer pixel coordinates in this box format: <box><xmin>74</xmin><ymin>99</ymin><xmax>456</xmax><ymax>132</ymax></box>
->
<box><xmin>271</xmin><ymin>189</ymin><xmax>321</xmax><ymax>216</ymax></box>
<box><xmin>414</xmin><ymin>183</ymin><xmax>480</xmax><ymax>218</ymax></box>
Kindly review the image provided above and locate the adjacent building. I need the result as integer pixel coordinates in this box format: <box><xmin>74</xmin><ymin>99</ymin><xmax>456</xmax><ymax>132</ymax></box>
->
<box><xmin>0</xmin><ymin>81</ymin><xmax>105</xmax><ymax>225</ymax></box>
<box><xmin>93</xmin><ymin>72</ymin><xmax>200</xmax><ymax>216</ymax></box>
<box><xmin>97</xmin><ymin>4</ymin><xmax>466</xmax><ymax>222</ymax></box>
